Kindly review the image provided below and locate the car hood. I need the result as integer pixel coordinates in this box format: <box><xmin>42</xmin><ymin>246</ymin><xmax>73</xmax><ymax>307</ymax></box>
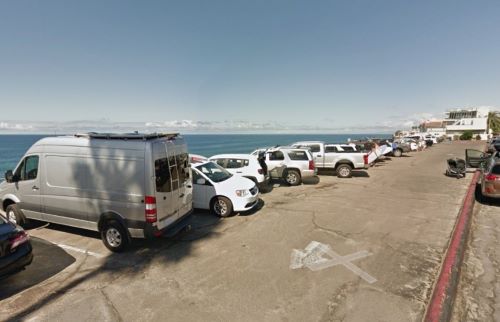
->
<box><xmin>216</xmin><ymin>175</ymin><xmax>255</xmax><ymax>191</ymax></box>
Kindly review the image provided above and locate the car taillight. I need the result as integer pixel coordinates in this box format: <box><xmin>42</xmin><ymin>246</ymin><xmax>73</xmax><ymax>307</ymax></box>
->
<box><xmin>145</xmin><ymin>195</ymin><xmax>157</xmax><ymax>223</ymax></box>
<box><xmin>258</xmin><ymin>168</ymin><xmax>263</xmax><ymax>174</ymax></box>
<box><xmin>363</xmin><ymin>154</ymin><xmax>369</xmax><ymax>165</ymax></box>
<box><xmin>309</xmin><ymin>160</ymin><xmax>315</xmax><ymax>170</ymax></box>
<box><xmin>485</xmin><ymin>174</ymin><xmax>500</xmax><ymax>182</ymax></box>
<box><xmin>10</xmin><ymin>231</ymin><xmax>29</xmax><ymax>249</ymax></box>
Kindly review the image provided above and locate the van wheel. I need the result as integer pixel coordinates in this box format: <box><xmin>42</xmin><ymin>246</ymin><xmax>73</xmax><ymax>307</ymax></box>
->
<box><xmin>393</xmin><ymin>149</ymin><xmax>402</xmax><ymax>157</ymax></box>
<box><xmin>285</xmin><ymin>170</ymin><xmax>301</xmax><ymax>186</ymax></box>
<box><xmin>336</xmin><ymin>164</ymin><xmax>352</xmax><ymax>178</ymax></box>
<box><xmin>101</xmin><ymin>220</ymin><xmax>130</xmax><ymax>252</ymax></box>
<box><xmin>5</xmin><ymin>204</ymin><xmax>26</xmax><ymax>226</ymax></box>
<box><xmin>211</xmin><ymin>197</ymin><xmax>233</xmax><ymax>217</ymax></box>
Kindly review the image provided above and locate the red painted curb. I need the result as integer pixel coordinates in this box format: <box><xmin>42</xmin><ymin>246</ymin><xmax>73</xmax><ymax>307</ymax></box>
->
<box><xmin>424</xmin><ymin>171</ymin><xmax>480</xmax><ymax>322</ymax></box>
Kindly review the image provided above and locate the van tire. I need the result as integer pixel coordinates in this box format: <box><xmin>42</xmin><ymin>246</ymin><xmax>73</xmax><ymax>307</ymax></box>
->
<box><xmin>211</xmin><ymin>196</ymin><xmax>233</xmax><ymax>217</ymax></box>
<box><xmin>284</xmin><ymin>169</ymin><xmax>301</xmax><ymax>186</ymax></box>
<box><xmin>101</xmin><ymin>220</ymin><xmax>130</xmax><ymax>252</ymax></box>
<box><xmin>5</xmin><ymin>204</ymin><xmax>26</xmax><ymax>226</ymax></box>
<box><xmin>336</xmin><ymin>164</ymin><xmax>353</xmax><ymax>178</ymax></box>
<box><xmin>393</xmin><ymin>149</ymin><xmax>402</xmax><ymax>157</ymax></box>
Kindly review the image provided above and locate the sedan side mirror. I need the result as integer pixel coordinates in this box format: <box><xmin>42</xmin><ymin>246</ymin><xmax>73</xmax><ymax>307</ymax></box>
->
<box><xmin>5</xmin><ymin>170</ymin><xmax>14</xmax><ymax>183</ymax></box>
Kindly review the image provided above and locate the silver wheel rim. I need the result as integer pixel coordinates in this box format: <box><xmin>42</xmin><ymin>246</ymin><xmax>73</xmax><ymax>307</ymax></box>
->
<box><xmin>339</xmin><ymin>167</ymin><xmax>350</xmax><ymax>177</ymax></box>
<box><xmin>287</xmin><ymin>173</ymin><xmax>297</xmax><ymax>184</ymax></box>
<box><xmin>214</xmin><ymin>200</ymin><xmax>228</xmax><ymax>216</ymax></box>
<box><xmin>106</xmin><ymin>228</ymin><xmax>122</xmax><ymax>248</ymax></box>
<box><xmin>7</xmin><ymin>210</ymin><xmax>17</xmax><ymax>225</ymax></box>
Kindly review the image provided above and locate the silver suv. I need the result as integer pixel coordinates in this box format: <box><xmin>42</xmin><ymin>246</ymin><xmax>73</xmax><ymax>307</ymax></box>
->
<box><xmin>251</xmin><ymin>147</ymin><xmax>317</xmax><ymax>186</ymax></box>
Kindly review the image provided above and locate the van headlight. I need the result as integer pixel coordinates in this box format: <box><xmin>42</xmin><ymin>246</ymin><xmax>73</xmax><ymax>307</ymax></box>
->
<box><xmin>236</xmin><ymin>189</ymin><xmax>249</xmax><ymax>197</ymax></box>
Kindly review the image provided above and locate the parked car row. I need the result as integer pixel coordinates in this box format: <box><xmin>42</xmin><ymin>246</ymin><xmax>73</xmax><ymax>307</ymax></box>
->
<box><xmin>0</xmin><ymin>131</ymin><xmax>441</xmax><ymax>268</ymax></box>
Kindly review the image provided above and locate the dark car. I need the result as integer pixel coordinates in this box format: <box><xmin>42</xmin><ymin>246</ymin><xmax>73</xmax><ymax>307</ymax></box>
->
<box><xmin>487</xmin><ymin>138</ymin><xmax>500</xmax><ymax>153</ymax></box>
<box><xmin>466</xmin><ymin>148</ymin><xmax>500</xmax><ymax>200</ymax></box>
<box><xmin>0</xmin><ymin>215</ymin><xmax>33</xmax><ymax>279</ymax></box>
<box><xmin>390</xmin><ymin>140</ymin><xmax>412</xmax><ymax>157</ymax></box>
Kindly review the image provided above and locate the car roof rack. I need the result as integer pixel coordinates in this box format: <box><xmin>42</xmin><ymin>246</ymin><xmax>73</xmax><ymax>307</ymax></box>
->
<box><xmin>74</xmin><ymin>132</ymin><xmax>180</xmax><ymax>140</ymax></box>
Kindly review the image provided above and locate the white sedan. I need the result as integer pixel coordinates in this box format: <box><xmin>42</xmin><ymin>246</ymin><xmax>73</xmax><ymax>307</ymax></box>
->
<box><xmin>191</xmin><ymin>161</ymin><xmax>259</xmax><ymax>217</ymax></box>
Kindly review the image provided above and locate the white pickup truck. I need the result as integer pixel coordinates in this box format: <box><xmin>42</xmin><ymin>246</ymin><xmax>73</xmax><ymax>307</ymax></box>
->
<box><xmin>291</xmin><ymin>141</ymin><xmax>369</xmax><ymax>178</ymax></box>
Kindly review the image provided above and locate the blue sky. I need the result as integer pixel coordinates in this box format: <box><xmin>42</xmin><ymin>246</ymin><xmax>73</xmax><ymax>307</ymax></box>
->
<box><xmin>1</xmin><ymin>0</ymin><xmax>499</xmax><ymax>133</ymax></box>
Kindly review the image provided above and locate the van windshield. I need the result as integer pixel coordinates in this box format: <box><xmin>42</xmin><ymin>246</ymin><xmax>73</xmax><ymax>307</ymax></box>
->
<box><xmin>196</xmin><ymin>162</ymin><xmax>232</xmax><ymax>183</ymax></box>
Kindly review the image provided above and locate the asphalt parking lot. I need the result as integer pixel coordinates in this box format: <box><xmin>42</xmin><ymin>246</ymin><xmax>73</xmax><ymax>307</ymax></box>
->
<box><xmin>0</xmin><ymin>141</ymin><xmax>484</xmax><ymax>322</ymax></box>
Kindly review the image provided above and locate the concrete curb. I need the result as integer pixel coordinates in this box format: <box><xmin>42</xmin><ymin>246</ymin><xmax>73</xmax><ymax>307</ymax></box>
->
<box><xmin>424</xmin><ymin>170</ymin><xmax>480</xmax><ymax>322</ymax></box>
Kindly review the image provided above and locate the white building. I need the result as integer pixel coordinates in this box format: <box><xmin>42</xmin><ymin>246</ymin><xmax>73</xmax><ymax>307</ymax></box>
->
<box><xmin>444</xmin><ymin>107</ymin><xmax>490</xmax><ymax>140</ymax></box>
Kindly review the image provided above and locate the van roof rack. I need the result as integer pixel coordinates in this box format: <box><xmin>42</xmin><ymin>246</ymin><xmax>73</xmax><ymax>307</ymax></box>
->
<box><xmin>74</xmin><ymin>132</ymin><xmax>180</xmax><ymax>140</ymax></box>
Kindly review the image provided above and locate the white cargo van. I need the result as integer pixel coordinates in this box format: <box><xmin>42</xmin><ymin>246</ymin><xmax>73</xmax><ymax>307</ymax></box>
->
<box><xmin>0</xmin><ymin>132</ymin><xmax>193</xmax><ymax>252</ymax></box>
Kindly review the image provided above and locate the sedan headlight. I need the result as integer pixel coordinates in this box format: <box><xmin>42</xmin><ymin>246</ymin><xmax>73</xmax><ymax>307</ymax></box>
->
<box><xmin>235</xmin><ymin>189</ymin><xmax>249</xmax><ymax>197</ymax></box>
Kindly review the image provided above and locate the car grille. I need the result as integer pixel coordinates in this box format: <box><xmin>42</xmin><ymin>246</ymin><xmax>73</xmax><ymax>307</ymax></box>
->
<box><xmin>250</xmin><ymin>186</ymin><xmax>258</xmax><ymax>196</ymax></box>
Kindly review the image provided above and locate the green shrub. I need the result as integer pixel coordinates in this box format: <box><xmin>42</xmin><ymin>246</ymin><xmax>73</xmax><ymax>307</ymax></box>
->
<box><xmin>475</xmin><ymin>134</ymin><xmax>482</xmax><ymax>140</ymax></box>
<box><xmin>460</xmin><ymin>131</ymin><xmax>473</xmax><ymax>140</ymax></box>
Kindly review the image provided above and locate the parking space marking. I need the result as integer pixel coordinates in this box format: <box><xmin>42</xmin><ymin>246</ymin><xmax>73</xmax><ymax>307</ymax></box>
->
<box><xmin>290</xmin><ymin>241</ymin><xmax>377</xmax><ymax>284</ymax></box>
<box><xmin>56</xmin><ymin>243</ymin><xmax>105</xmax><ymax>258</ymax></box>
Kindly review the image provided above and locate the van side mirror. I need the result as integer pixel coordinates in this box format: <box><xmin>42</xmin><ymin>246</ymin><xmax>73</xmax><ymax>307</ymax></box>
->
<box><xmin>5</xmin><ymin>170</ymin><xmax>14</xmax><ymax>183</ymax></box>
<box><xmin>196</xmin><ymin>178</ymin><xmax>206</xmax><ymax>185</ymax></box>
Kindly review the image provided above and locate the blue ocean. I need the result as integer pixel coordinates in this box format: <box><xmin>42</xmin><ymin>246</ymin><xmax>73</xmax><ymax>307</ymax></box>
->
<box><xmin>0</xmin><ymin>134</ymin><xmax>390</xmax><ymax>176</ymax></box>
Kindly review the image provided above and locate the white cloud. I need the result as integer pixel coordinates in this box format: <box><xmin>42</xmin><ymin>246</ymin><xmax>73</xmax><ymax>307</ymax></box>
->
<box><xmin>0</xmin><ymin>107</ymin><xmax>495</xmax><ymax>134</ymax></box>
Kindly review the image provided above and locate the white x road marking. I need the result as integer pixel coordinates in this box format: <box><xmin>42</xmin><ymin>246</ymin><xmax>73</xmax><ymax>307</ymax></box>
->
<box><xmin>290</xmin><ymin>241</ymin><xmax>377</xmax><ymax>284</ymax></box>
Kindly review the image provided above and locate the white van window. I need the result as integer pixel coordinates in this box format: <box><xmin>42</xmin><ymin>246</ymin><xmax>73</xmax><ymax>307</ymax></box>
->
<box><xmin>325</xmin><ymin>146</ymin><xmax>338</xmax><ymax>153</ymax></box>
<box><xmin>14</xmin><ymin>155</ymin><xmax>39</xmax><ymax>181</ymax></box>
<box><xmin>288</xmin><ymin>151</ymin><xmax>309</xmax><ymax>160</ymax></box>
<box><xmin>309</xmin><ymin>145</ymin><xmax>321</xmax><ymax>153</ymax></box>
<box><xmin>155</xmin><ymin>158</ymin><xmax>172</xmax><ymax>192</ymax></box>
<box><xmin>269</xmin><ymin>151</ymin><xmax>284</xmax><ymax>161</ymax></box>
<box><xmin>214</xmin><ymin>159</ymin><xmax>227</xmax><ymax>167</ymax></box>
<box><xmin>226</xmin><ymin>159</ymin><xmax>248</xmax><ymax>168</ymax></box>
<box><xmin>169</xmin><ymin>155</ymin><xmax>179</xmax><ymax>191</ymax></box>
<box><xmin>176</xmin><ymin>153</ymin><xmax>190</xmax><ymax>185</ymax></box>
<box><xmin>195</xmin><ymin>162</ymin><xmax>232</xmax><ymax>183</ymax></box>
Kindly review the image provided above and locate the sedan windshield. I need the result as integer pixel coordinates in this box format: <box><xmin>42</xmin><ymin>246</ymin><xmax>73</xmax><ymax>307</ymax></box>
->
<box><xmin>196</xmin><ymin>162</ymin><xmax>232</xmax><ymax>183</ymax></box>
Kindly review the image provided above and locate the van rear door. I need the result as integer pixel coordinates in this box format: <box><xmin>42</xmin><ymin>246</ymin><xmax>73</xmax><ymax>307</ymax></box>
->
<box><xmin>152</xmin><ymin>142</ymin><xmax>177</xmax><ymax>227</ymax></box>
<box><xmin>165</xmin><ymin>140</ymin><xmax>192</xmax><ymax>220</ymax></box>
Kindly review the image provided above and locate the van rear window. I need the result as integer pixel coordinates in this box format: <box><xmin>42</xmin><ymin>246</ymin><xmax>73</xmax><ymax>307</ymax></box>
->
<box><xmin>325</xmin><ymin>146</ymin><xmax>338</xmax><ymax>153</ymax></box>
<box><xmin>288</xmin><ymin>151</ymin><xmax>309</xmax><ymax>160</ymax></box>
<box><xmin>155</xmin><ymin>158</ymin><xmax>171</xmax><ymax>192</ymax></box>
<box><xmin>155</xmin><ymin>153</ymin><xmax>189</xmax><ymax>193</ymax></box>
<box><xmin>226</xmin><ymin>159</ymin><xmax>249</xmax><ymax>169</ymax></box>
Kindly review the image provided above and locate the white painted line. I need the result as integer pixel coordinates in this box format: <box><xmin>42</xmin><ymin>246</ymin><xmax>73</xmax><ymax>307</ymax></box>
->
<box><xmin>56</xmin><ymin>244</ymin><xmax>105</xmax><ymax>258</ymax></box>
<box><xmin>290</xmin><ymin>241</ymin><xmax>377</xmax><ymax>284</ymax></box>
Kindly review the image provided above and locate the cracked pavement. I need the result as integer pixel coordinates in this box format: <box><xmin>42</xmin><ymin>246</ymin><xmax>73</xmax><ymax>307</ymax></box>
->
<box><xmin>0</xmin><ymin>141</ymin><xmax>483</xmax><ymax>321</ymax></box>
<box><xmin>452</xmin><ymin>194</ymin><xmax>500</xmax><ymax>322</ymax></box>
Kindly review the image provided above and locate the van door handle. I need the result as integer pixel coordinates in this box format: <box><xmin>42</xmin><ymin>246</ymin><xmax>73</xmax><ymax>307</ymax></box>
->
<box><xmin>32</xmin><ymin>186</ymin><xmax>39</xmax><ymax>191</ymax></box>
<box><xmin>187</xmin><ymin>185</ymin><xmax>192</xmax><ymax>188</ymax></box>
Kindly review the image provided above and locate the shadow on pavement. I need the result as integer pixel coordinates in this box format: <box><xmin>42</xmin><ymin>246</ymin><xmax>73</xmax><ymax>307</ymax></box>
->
<box><xmin>303</xmin><ymin>176</ymin><xmax>320</xmax><ymax>185</ymax></box>
<box><xmin>0</xmin><ymin>237</ymin><xmax>76</xmax><ymax>301</ymax></box>
<box><xmin>239</xmin><ymin>199</ymin><xmax>265</xmax><ymax>217</ymax></box>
